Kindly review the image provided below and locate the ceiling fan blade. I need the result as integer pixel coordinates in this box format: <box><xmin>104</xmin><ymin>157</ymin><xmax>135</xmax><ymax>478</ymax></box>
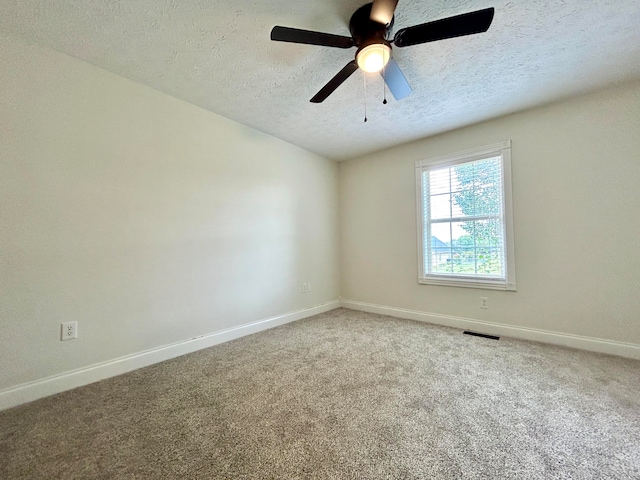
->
<box><xmin>310</xmin><ymin>60</ymin><xmax>359</xmax><ymax>103</ymax></box>
<box><xmin>271</xmin><ymin>26</ymin><xmax>354</xmax><ymax>48</ymax></box>
<box><xmin>393</xmin><ymin>8</ymin><xmax>495</xmax><ymax>48</ymax></box>
<box><xmin>382</xmin><ymin>58</ymin><xmax>411</xmax><ymax>100</ymax></box>
<box><xmin>370</xmin><ymin>0</ymin><xmax>399</xmax><ymax>26</ymax></box>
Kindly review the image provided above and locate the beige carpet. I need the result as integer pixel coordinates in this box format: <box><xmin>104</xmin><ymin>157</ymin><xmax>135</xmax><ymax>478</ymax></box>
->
<box><xmin>1</xmin><ymin>308</ymin><xmax>639</xmax><ymax>479</ymax></box>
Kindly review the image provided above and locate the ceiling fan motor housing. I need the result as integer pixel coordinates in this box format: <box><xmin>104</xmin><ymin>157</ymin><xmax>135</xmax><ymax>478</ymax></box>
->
<box><xmin>349</xmin><ymin>3</ymin><xmax>393</xmax><ymax>51</ymax></box>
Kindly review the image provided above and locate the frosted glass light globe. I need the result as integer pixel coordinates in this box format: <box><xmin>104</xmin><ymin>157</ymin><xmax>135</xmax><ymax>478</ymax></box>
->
<box><xmin>356</xmin><ymin>43</ymin><xmax>391</xmax><ymax>73</ymax></box>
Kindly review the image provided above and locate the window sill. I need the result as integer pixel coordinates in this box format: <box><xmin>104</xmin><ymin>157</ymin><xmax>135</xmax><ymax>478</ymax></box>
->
<box><xmin>419</xmin><ymin>275</ymin><xmax>516</xmax><ymax>291</ymax></box>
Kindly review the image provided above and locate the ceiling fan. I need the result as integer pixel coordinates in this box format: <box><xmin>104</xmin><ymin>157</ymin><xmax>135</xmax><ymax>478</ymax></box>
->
<box><xmin>270</xmin><ymin>1</ymin><xmax>494</xmax><ymax>103</ymax></box>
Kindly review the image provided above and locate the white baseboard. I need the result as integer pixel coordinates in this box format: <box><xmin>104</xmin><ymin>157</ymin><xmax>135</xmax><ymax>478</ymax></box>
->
<box><xmin>340</xmin><ymin>300</ymin><xmax>640</xmax><ymax>360</ymax></box>
<box><xmin>0</xmin><ymin>300</ymin><xmax>340</xmax><ymax>412</ymax></box>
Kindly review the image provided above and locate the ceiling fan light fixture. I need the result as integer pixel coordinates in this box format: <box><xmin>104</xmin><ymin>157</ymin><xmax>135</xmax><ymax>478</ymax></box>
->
<box><xmin>271</xmin><ymin>3</ymin><xmax>495</xmax><ymax>102</ymax></box>
<box><xmin>356</xmin><ymin>43</ymin><xmax>391</xmax><ymax>73</ymax></box>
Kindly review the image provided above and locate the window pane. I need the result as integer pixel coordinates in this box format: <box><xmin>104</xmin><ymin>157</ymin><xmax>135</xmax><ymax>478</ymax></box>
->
<box><xmin>430</xmin><ymin>223</ymin><xmax>452</xmax><ymax>273</ymax></box>
<box><xmin>450</xmin><ymin>196</ymin><xmax>464</xmax><ymax>218</ymax></box>
<box><xmin>448</xmin><ymin>220</ymin><xmax>504</xmax><ymax>276</ymax></box>
<box><xmin>474</xmin><ymin>219</ymin><xmax>503</xmax><ymax>247</ymax></box>
<box><xmin>451</xmin><ymin>247</ymin><xmax>475</xmax><ymax>274</ymax></box>
<box><xmin>471</xmin><ymin>187</ymin><xmax>502</xmax><ymax>216</ymax></box>
<box><xmin>452</xmin><ymin>162</ymin><xmax>475</xmax><ymax>192</ymax></box>
<box><xmin>451</xmin><ymin>221</ymin><xmax>473</xmax><ymax>274</ymax></box>
<box><xmin>429</xmin><ymin>168</ymin><xmax>450</xmax><ymax>195</ymax></box>
<box><xmin>451</xmin><ymin>158</ymin><xmax>502</xmax><ymax>219</ymax></box>
<box><xmin>430</xmin><ymin>222</ymin><xmax>452</xmax><ymax>245</ymax></box>
<box><xmin>430</xmin><ymin>193</ymin><xmax>451</xmax><ymax>220</ymax></box>
<box><xmin>476</xmin><ymin>247</ymin><xmax>503</xmax><ymax>276</ymax></box>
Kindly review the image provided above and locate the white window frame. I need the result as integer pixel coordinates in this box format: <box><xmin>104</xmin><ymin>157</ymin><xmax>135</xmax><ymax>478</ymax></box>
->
<box><xmin>415</xmin><ymin>140</ymin><xmax>516</xmax><ymax>291</ymax></box>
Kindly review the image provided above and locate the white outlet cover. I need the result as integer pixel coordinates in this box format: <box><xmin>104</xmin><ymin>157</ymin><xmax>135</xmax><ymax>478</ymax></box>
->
<box><xmin>61</xmin><ymin>321</ymin><xmax>78</xmax><ymax>341</ymax></box>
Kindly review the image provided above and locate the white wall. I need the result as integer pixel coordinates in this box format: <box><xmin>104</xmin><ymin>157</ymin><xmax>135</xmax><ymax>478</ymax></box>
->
<box><xmin>0</xmin><ymin>33</ymin><xmax>339</xmax><ymax>395</ymax></box>
<box><xmin>340</xmin><ymin>81</ymin><xmax>640</xmax><ymax>349</ymax></box>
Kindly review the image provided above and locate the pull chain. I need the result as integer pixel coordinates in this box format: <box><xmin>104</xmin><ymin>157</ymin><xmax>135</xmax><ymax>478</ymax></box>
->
<box><xmin>363</xmin><ymin>71</ymin><xmax>368</xmax><ymax>122</ymax></box>
<box><xmin>382</xmin><ymin>65</ymin><xmax>388</xmax><ymax>105</ymax></box>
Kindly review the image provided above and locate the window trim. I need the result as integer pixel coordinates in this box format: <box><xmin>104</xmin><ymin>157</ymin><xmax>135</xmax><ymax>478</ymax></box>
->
<box><xmin>415</xmin><ymin>140</ymin><xmax>516</xmax><ymax>291</ymax></box>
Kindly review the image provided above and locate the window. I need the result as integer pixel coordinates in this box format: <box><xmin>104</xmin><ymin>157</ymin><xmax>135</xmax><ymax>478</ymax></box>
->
<box><xmin>415</xmin><ymin>141</ymin><xmax>516</xmax><ymax>290</ymax></box>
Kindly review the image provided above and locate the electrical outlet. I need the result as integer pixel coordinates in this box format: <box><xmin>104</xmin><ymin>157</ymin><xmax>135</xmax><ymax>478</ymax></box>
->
<box><xmin>61</xmin><ymin>321</ymin><xmax>78</xmax><ymax>341</ymax></box>
<box><xmin>307</xmin><ymin>282</ymin><xmax>311</xmax><ymax>292</ymax></box>
<box><xmin>480</xmin><ymin>297</ymin><xmax>489</xmax><ymax>309</ymax></box>
<box><xmin>302</xmin><ymin>283</ymin><xmax>308</xmax><ymax>293</ymax></box>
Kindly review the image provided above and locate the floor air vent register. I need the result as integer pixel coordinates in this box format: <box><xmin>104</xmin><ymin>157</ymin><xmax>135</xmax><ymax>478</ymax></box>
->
<box><xmin>463</xmin><ymin>330</ymin><xmax>500</xmax><ymax>341</ymax></box>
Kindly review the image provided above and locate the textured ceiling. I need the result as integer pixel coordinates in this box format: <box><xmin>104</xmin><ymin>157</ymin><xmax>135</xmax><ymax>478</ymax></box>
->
<box><xmin>2</xmin><ymin>0</ymin><xmax>640</xmax><ymax>160</ymax></box>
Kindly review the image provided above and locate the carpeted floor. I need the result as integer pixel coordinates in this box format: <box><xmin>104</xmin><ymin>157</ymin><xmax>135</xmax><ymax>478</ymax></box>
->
<box><xmin>1</xmin><ymin>308</ymin><xmax>639</xmax><ymax>479</ymax></box>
